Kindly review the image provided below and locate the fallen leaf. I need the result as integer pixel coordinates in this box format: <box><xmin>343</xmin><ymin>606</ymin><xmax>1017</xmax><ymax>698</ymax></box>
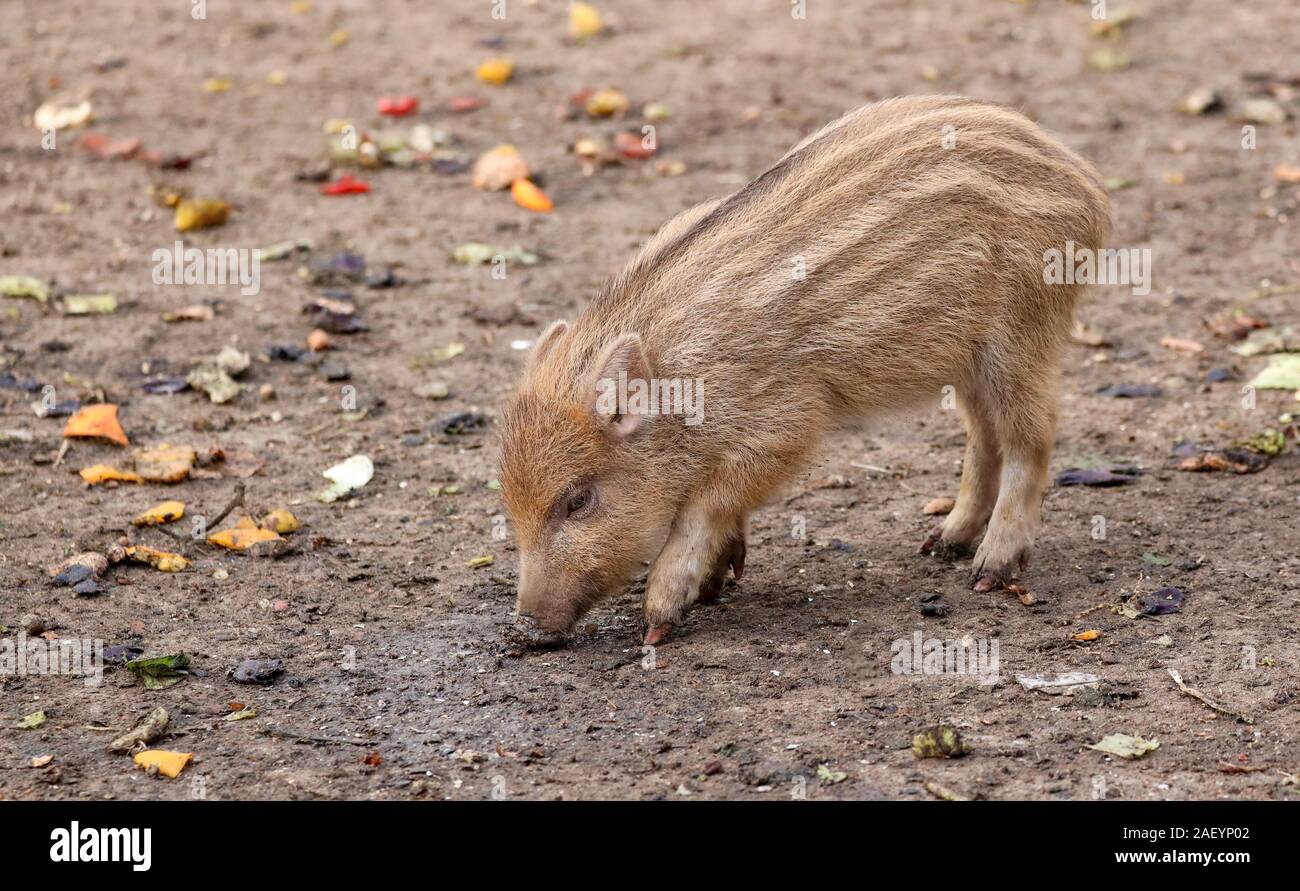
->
<box><xmin>124</xmin><ymin>546</ymin><xmax>189</xmax><ymax>573</ymax></box>
<box><xmin>1087</xmin><ymin>733</ymin><xmax>1159</xmax><ymax>759</ymax></box>
<box><xmin>1072</xmin><ymin>629</ymin><xmax>1102</xmax><ymax>642</ymax></box>
<box><xmin>17</xmin><ymin>710</ymin><xmax>47</xmax><ymax>729</ymax></box>
<box><xmin>261</xmin><ymin>508</ymin><xmax>301</xmax><ymax>534</ymax></box>
<box><xmin>125</xmin><ymin>654</ymin><xmax>190</xmax><ymax>689</ymax></box>
<box><xmin>174</xmin><ymin>198</ymin><xmax>231</xmax><ymax>232</ymax></box>
<box><xmin>1231</xmin><ymin>325</ymin><xmax>1298</xmax><ymax>357</ymax></box>
<box><xmin>133</xmin><ymin>749</ymin><xmax>193</xmax><ymax>778</ymax></box>
<box><xmin>613</xmin><ymin>130</ymin><xmax>655</xmax><ymax>159</ymax></box>
<box><xmin>1247</xmin><ymin>354</ymin><xmax>1300</xmax><ymax>390</ymax></box>
<box><xmin>472</xmin><ymin>144</ymin><xmax>529</xmax><ymax>191</ymax></box>
<box><xmin>135</xmin><ymin>443</ymin><xmax>197</xmax><ymax>482</ymax></box>
<box><xmin>0</xmin><ymin>275</ymin><xmax>50</xmax><ymax>303</ymax></box>
<box><xmin>452</xmin><ymin>243</ymin><xmax>540</xmax><ymax>266</ymax></box>
<box><xmin>208</xmin><ymin>516</ymin><xmax>283</xmax><ymax>550</ymax></box>
<box><xmin>322</xmin><ymin>174</ymin><xmax>370</xmax><ymax>196</ymax></box>
<box><xmin>465</xmin><ymin>554</ymin><xmax>495</xmax><ymax>569</ymax></box>
<box><xmin>64</xmin><ymin>404</ymin><xmax>129</xmax><ymax>446</ymax></box>
<box><xmin>475</xmin><ymin>57</ymin><xmax>514</xmax><ymax>85</ymax></box>
<box><xmin>511</xmin><ymin>178</ymin><xmax>553</xmax><ymax>213</ymax></box>
<box><xmin>912</xmin><ymin>725</ymin><xmax>968</xmax><ymax>759</ymax></box>
<box><xmin>376</xmin><ymin>95</ymin><xmax>419</xmax><ymax>116</ymax></box>
<box><xmin>31</xmin><ymin>754</ymin><xmax>54</xmax><ymax>768</ymax></box>
<box><xmin>586</xmin><ymin>88</ymin><xmax>629</xmax><ymax>117</ymax></box>
<box><xmin>132</xmin><ymin>500</ymin><xmax>185</xmax><ymax>526</ymax></box>
<box><xmin>62</xmin><ymin>294</ymin><xmax>118</xmax><ymax>315</ymax></box>
<box><xmin>80</xmin><ymin>464</ymin><xmax>145</xmax><ymax>485</ymax></box>
<box><xmin>816</xmin><ymin>763</ymin><xmax>847</xmax><ymax>784</ymax></box>
<box><xmin>201</xmin><ymin>77</ymin><xmax>232</xmax><ymax>93</ymax></box>
<box><xmin>316</xmin><ymin>454</ymin><xmax>374</xmax><ymax>503</ymax></box>
<box><xmin>570</xmin><ymin>2</ymin><xmax>603</xmax><ymax>40</ymax></box>
<box><xmin>34</xmin><ymin>98</ymin><xmax>93</xmax><ymax>130</ymax></box>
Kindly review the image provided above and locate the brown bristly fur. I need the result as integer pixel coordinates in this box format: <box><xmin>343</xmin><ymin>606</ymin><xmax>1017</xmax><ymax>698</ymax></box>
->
<box><xmin>500</xmin><ymin>95</ymin><xmax>1112</xmax><ymax>642</ymax></box>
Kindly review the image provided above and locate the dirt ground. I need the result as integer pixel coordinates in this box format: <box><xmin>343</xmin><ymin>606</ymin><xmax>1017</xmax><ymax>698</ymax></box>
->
<box><xmin>2</xmin><ymin>0</ymin><xmax>1298</xmax><ymax>801</ymax></box>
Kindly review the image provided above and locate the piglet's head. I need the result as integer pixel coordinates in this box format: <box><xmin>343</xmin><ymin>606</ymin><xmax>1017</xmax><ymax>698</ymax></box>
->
<box><xmin>499</xmin><ymin>321</ymin><xmax>678</xmax><ymax>646</ymax></box>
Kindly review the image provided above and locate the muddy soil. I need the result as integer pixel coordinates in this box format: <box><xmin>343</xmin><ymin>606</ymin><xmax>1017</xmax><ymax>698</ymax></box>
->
<box><xmin>1</xmin><ymin>0</ymin><xmax>1298</xmax><ymax>800</ymax></box>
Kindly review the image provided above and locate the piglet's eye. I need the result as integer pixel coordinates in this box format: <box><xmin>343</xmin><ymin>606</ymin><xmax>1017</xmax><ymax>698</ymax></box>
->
<box><xmin>566</xmin><ymin>489</ymin><xmax>592</xmax><ymax>517</ymax></box>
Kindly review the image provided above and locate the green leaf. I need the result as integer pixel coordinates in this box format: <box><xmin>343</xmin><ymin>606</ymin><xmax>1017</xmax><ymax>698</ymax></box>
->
<box><xmin>1087</xmin><ymin>733</ymin><xmax>1159</xmax><ymax>759</ymax></box>
<box><xmin>18</xmin><ymin>710</ymin><xmax>47</xmax><ymax>729</ymax></box>
<box><xmin>126</xmin><ymin>653</ymin><xmax>191</xmax><ymax>690</ymax></box>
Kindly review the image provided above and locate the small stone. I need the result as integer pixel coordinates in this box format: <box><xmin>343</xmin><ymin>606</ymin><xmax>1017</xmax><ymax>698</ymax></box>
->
<box><xmin>413</xmin><ymin>381</ymin><xmax>450</xmax><ymax>400</ymax></box>
<box><xmin>72</xmin><ymin>578</ymin><xmax>104</xmax><ymax>596</ymax></box>
<box><xmin>231</xmin><ymin>658</ymin><xmax>284</xmax><ymax>684</ymax></box>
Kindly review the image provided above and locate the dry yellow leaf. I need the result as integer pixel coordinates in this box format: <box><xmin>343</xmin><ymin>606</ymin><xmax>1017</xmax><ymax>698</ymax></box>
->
<box><xmin>209</xmin><ymin>516</ymin><xmax>283</xmax><ymax>550</ymax></box>
<box><xmin>135</xmin><ymin>443</ymin><xmax>197</xmax><ymax>483</ymax></box>
<box><xmin>125</xmin><ymin>546</ymin><xmax>189</xmax><ymax>573</ymax></box>
<box><xmin>260</xmin><ymin>508</ymin><xmax>301</xmax><ymax>534</ymax></box>
<box><xmin>201</xmin><ymin>77</ymin><xmax>232</xmax><ymax>93</ymax></box>
<box><xmin>133</xmin><ymin>501</ymin><xmax>185</xmax><ymax>527</ymax></box>
<box><xmin>476</xmin><ymin>57</ymin><xmax>514</xmax><ymax>85</ymax></box>
<box><xmin>1072</xmin><ymin>629</ymin><xmax>1102</xmax><ymax>642</ymax></box>
<box><xmin>511</xmin><ymin>178</ymin><xmax>554</xmax><ymax>213</ymax></box>
<box><xmin>133</xmin><ymin>749</ymin><xmax>193</xmax><ymax>778</ymax></box>
<box><xmin>63</xmin><ymin>403</ymin><xmax>129</xmax><ymax>446</ymax></box>
<box><xmin>81</xmin><ymin>465</ymin><xmax>145</xmax><ymax>485</ymax></box>
<box><xmin>1274</xmin><ymin>164</ymin><xmax>1300</xmax><ymax>184</ymax></box>
<box><xmin>585</xmin><ymin>88</ymin><xmax>628</xmax><ymax>117</ymax></box>
<box><xmin>174</xmin><ymin>199</ymin><xmax>230</xmax><ymax>232</ymax></box>
<box><xmin>570</xmin><ymin>2</ymin><xmax>603</xmax><ymax>40</ymax></box>
<box><xmin>471</xmin><ymin>144</ymin><xmax>529</xmax><ymax>191</ymax></box>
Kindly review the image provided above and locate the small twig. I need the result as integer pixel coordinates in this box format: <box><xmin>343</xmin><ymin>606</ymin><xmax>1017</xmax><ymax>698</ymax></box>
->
<box><xmin>259</xmin><ymin>725</ymin><xmax>373</xmax><ymax>747</ymax></box>
<box><xmin>1169</xmin><ymin>669</ymin><xmax>1253</xmax><ymax>724</ymax></box>
<box><xmin>207</xmin><ymin>482</ymin><xmax>245</xmax><ymax>530</ymax></box>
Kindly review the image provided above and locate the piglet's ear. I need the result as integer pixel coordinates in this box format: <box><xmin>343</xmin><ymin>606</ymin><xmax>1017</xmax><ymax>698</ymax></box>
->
<box><xmin>528</xmin><ymin>320</ymin><xmax>568</xmax><ymax>368</ymax></box>
<box><xmin>590</xmin><ymin>333</ymin><xmax>651</xmax><ymax>440</ymax></box>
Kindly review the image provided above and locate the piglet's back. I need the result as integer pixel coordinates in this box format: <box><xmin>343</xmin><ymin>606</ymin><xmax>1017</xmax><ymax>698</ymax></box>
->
<box><xmin>562</xmin><ymin>95</ymin><xmax>1111</xmax><ymax>412</ymax></box>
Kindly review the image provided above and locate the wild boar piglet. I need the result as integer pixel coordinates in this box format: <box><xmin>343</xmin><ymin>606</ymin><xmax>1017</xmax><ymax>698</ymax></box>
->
<box><xmin>500</xmin><ymin>94</ymin><xmax>1112</xmax><ymax>646</ymax></box>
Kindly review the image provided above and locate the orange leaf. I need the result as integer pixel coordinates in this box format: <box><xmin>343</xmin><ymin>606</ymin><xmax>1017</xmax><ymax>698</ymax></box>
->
<box><xmin>133</xmin><ymin>749</ymin><xmax>193</xmax><ymax>778</ymax></box>
<box><xmin>124</xmin><ymin>545</ymin><xmax>190</xmax><ymax>572</ymax></box>
<box><xmin>135</xmin><ymin>443</ymin><xmax>197</xmax><ymax>483</ymax></box>
<box><xmin>511</xmin><ymin>178</ymin><xmax>553</xmax><ymax>213</ymax></box>
<box><xmin>133</xmin><ymin>500</ymin><xmax>185</xmax><ymax>526</ymax></box>
<box><xmin>80</xmin><ymin>464</ymin><xmax>144</xmax><ymax>485</ymax></box>
<box><xmin>1072</xmin><ymin>629</ymin><xmax>1102</xmax><ymax>642</ymax></box>
<box><xmin>208</xmin><ymin>516</ymin><xmax>283</xmax><ymax>550</ymax></box>
<box><xmin>63</xmin><ymin>404</ymin><xmax>129</xmax><ymax>446</ymax></box>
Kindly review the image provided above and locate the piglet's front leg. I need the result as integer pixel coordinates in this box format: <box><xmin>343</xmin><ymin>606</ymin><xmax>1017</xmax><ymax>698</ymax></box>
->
<box><xmin>642</xmin><ymin>505</ymin><xmax>745</xmax><ymax>645</ymax></box>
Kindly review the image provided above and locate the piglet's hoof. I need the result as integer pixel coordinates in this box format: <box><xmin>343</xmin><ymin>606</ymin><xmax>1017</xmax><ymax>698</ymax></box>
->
<box><xmin>643</xmin><ymin>623</ymin><xmax>674</xmax><ymax>646</ymax></box>
<box><xmin>971</xmin><ymin>571</ymin><xmax>1007</xmax><ymax>593</ymax></box>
